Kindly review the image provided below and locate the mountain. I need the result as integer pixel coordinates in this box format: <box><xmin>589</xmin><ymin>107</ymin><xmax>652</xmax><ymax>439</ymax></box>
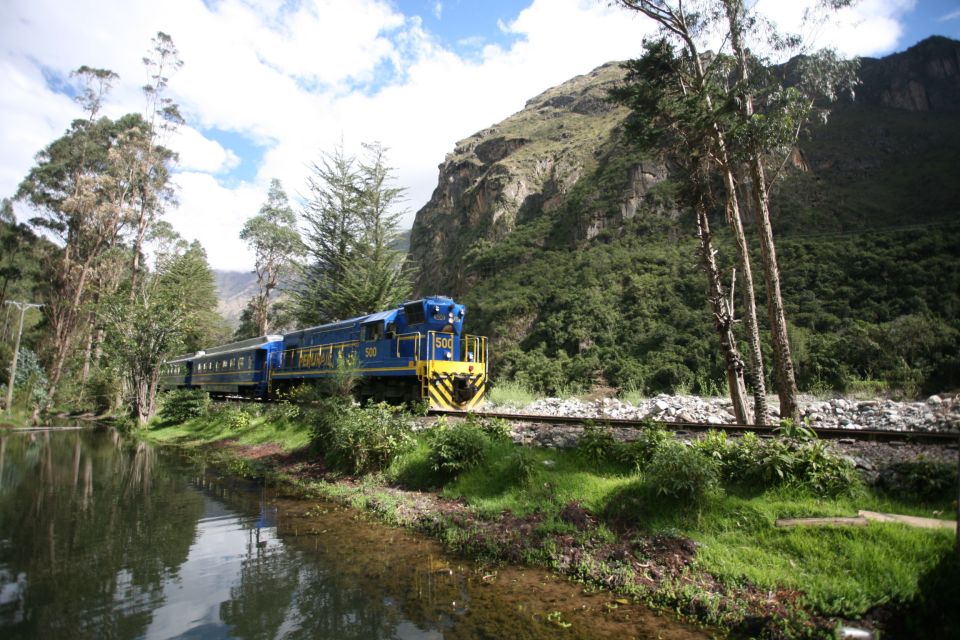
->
<box><xmin>214</xmin><ymin>270</ymin><xmax>257</xmax><ymax>327</ymax></box>
<box><xmin>408</xmin><ymin>37</ymin><xmax>960</xmax><ymax>397</ymax></box>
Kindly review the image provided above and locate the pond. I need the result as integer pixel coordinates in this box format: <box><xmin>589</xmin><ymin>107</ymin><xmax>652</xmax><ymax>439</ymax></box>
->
<box><xmin>0</xmin><ymin>429</ymin><xmax>707</xmax><ymax>639</ymax></box>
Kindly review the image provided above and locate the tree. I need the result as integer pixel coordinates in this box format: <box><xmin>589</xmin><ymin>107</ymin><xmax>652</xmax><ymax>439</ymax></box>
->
<box><xmin>611</xmin><ymin>5</ymin><xmax>768</xmax><ymax>422</ymax></box>
<box><xmin>718</xmin><ymin>0</ymin><xmax>857</xmax><ymax>422</ymax></box>
<box><xmin>295</xmin><ymin>142</ymin><xmax>363</xmax><ymax>325</ymax></box>
<box><xmin>102</xmin><ymin>241</ymin><xmax>222</xmax><ymax>423</ymax></box>
<box><xmin>127</xmin><ymin>32</ymin><xmax>184</xmax><ymax>298</ymax></box>
<box><xmin>240</xmin><ymin>179</ymin><xmax>303</xmax><ymax>335</ymax></box>
<box><xmin>16</xmin><ymin>114</ymin><xmax>133</xmax><ymax>401</ymax></box>
<box><xmin>609</xmin><ymin>39</ymin><xmax>753</xmax><ymax>423</ymax></box>
<box><xmin>295</xmin><ymin>142</ymin><xmax>412</xmax><ymax>324</ymax></box>
<box><xmin>614</xmin><ymin>0</ymin><xmax>857</xmax><ymax>423</ymax></box>
<box><xmin>331</xmin><ymin>142</ymin><xmax>412</xmax><ymax>316</ymax></box>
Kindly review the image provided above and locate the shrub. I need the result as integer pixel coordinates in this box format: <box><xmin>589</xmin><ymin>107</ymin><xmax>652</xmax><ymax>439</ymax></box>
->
<box><xmin>463</xmin><ymin>413</ymin><xmax>512</xmax><ymax>441</ymax></box>
<box><xmin>428</xmin><ymin>419</ymin><xmax>491</xmax><ymax>477</ymax></box>
<box><xmin>645</xmin><ymin>440</ymin><xmax>721</xmax><ymax>504</ymax></box>
<box><xmin>576</xmin><ymin>422</ymin><xmax>619</xmax><ymax>466</ymax></box>
<box><xmin>158</xmin><ymin>389</ymin><xmax>210</xmax><ymax>423</ymax></box>
<box><xmin>506</xmin><ymin>447</ymin><xmax>538</xmax><ymax>486</ymax></box>
<box><xmin>314</xmin><ymin>400</ymin><xmax>414</xmax><ymax>475</ymax></box>
<box><xmin>878</xmin><ymin>457</ymin><xmax>957</xmax><ymax>500</ymax></box>
<box><xmin>618</xmin><ymin>422</ymin><xmax>672</xmax><ymax>470</ymax></box>
<box><xmin>711</xmin><ymin>431</ymin><xmax>858</xmax><ymax>497</ymax></box>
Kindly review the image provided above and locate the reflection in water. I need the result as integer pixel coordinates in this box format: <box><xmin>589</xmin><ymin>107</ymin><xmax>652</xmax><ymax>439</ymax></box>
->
<box><xmin>0</xmin><ymin>430</ymin><xmax>707</xmax><ymax>639</ymax></box>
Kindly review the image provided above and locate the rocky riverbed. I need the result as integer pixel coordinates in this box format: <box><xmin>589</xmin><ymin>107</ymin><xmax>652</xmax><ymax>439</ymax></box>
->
<box><xmin>505</xmin><ymin>393</ymin><xmax>959</xmax><ymax>432</ymax></box>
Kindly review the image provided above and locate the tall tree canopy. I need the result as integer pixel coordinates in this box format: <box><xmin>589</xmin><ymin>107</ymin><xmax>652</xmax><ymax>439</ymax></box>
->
<box><xmin>613</xmin><ymin>0</ymin><xmax>858</xmax><ymax>422</ymax></box>
<box><xmin>294</xmin><ymin>142</ymin><xmax>412</xmax><ymax>325</ymax></box>
<box><xmin>240</xmin><ymin>178</ymin><xmax>303</xmax><ymax>336</ymax></box>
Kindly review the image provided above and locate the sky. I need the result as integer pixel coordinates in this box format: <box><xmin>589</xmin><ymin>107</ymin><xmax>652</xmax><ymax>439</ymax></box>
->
<box><xmin>1</xmin><ymin>0</ymin><xmax>958</xmax><ymax>272</ymax></box>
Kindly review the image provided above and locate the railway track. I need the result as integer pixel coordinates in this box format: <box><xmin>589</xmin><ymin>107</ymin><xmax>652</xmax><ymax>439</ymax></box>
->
<box><xmin>430</xmin><ymin>409</ymin><xmax>960</xmax><ymax>445</ymax></box>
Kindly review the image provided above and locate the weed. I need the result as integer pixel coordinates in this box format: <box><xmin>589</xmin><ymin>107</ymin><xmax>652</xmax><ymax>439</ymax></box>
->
<box><xmin>645</xmin><ymin>440</ymin><xmax>721</xmax><ymax>505</ymax></box>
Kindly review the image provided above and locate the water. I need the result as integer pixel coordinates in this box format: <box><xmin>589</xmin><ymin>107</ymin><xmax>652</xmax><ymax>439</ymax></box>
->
<box><xmin>0</xmin><ymin>429</ymin><xmax>707</xmax><ymax>639</ymax></box>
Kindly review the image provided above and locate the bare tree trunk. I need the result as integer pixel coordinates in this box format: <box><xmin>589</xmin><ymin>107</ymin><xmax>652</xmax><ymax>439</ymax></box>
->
<box><xmin>723</xmin><ymin>0</ymin><xmax>800</xmax><ymax>423</ymax></box>
<box><xmin>748</xmin><ymin>161</ymin><xmax>800</xmax><ymax>422</ymax></box>
<box><xmin>720</xmin><ymin>169</ymin><xmax>769</xmax><ymax>424</ymax></box>
<box><xmin>696</xmin><ymin>207</ymin><xmax>751</xmax><ymax>424</ymax></box>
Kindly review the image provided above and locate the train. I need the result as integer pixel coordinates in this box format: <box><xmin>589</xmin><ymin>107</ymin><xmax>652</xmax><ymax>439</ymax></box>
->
<box><xmin>158</xmin><ymin>295</ymin><xmax>488</xmax><ymax>410</ymax></box>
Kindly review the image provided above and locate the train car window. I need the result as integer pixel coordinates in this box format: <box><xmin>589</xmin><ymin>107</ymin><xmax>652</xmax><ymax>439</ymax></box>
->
<box><xmin>362</xmin><ymin>323</ymin><xmax>383</xmax><ymax>341</ymax></box>
<box><xmin>404</xmin><ymin>301</ymin><xmax>426</xmax><ymax>324</ymax></box>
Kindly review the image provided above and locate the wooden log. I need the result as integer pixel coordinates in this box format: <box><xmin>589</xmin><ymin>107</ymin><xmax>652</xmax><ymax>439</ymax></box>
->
<box><xmin>858</xmin><ymin>510</ymin><xmax>957</xmax><ymax>532</ymax></box>
<box><xmin>775</xmin><ymin>516</ymin><xmax>869</xmax><ymax>528</ymax></box>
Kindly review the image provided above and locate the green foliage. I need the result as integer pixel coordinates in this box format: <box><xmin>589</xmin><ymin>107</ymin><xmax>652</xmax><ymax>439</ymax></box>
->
<box><xmin>617</xmin><ymin>422</ymin><xmax>672</xmax><ymax>471</ymax></box>
<box><xmin>576</xmin><ymin>423</ymin><xmax>620</xmax><ymax>466</ymax></box>
<box><xmin>878</xmin><ymin>457</ymin><xmax>958</xmax><ymax>501</ymax></box>
<box><xmin>645</xmin><ymin>440</ymin><xmax>721</xmax><ymax>504</ymax></box>
<box><xmin>696</xmin><ymin>431</ymin><xmax>859</xmax><ymax>497</ymax></box>
<box><xmin>294</xmin><ymin>142</ymin><xmax>411</xmax><ymax>326</ymax></box>
<box><xmin>5</xmin><ymin>347</ymin><xmax>50</xmax><ymax>412</ymax></box>
<box><xmin>506</xmin><ymin>447</ymin><xmax>538</xmax><ymax>486</ymax></box>
<box><xmin>313</xmin><ymin>400</ymin><xmax>414</xmax><ymax>475</ymax></box>
<box><xmin>427</xmin><ymin>418</ymin><xmax>492</xmax><ymax>478</ymax></box>
<box><xmin>158</xmin><ymin>389</ymin><xmax>210</xmax><ymax>423</ymax></box>
<box><xmin>239</xmin><ymin>178</ymin><xmax>303</xmax><ymax>337</ymax></box>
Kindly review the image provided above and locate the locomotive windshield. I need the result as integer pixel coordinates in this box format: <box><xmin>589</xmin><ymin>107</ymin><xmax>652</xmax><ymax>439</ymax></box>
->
<box><xmin>404</xmin><ymin>301</ymin><xmax>426</xmax><ymax>324</ymax></box>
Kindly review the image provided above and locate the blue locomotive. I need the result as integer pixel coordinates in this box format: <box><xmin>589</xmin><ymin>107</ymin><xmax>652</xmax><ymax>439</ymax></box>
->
<box><xmin>159</xmin><ymin>296</ymin><xmax>488</xmax><ymax>410</ymax></box>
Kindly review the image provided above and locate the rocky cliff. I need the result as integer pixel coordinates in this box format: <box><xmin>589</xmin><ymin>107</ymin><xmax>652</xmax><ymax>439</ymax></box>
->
<box><xmin>409</xmin><ymin>62</ymin><xmax>651</xmax><ymax>296</ymax></box>
<box><xmin>409</xmin><ymin>37</ymin><xmax>960</xmax><ymax>298</ymax></box>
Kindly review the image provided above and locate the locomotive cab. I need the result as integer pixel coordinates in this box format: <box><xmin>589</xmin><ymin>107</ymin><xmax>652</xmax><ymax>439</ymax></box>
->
<box><xmin>397</xmin><ymin>296</ymin><xmax>486</xmax><ymax>409</ymax></box>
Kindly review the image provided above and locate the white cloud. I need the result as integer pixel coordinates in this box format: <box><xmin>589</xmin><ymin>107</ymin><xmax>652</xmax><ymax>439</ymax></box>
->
<box><xmin>0</xmin><ymin>0</ymin><xmax>925</xmax><ymax>272</ymax></box>
<box><xmin>938</xmin><ymin>9</ymin><xmax>960</xmax><ymax>22</ymax></box>
<box><xmin>171</xmin><ymin>127</ymin><xmax>241</xmax><ymax>174</ymax></box>
<box><xmin>754</xmin><ymin>0</ymin><xmax>916</xmax><ymax>59</ymax></box>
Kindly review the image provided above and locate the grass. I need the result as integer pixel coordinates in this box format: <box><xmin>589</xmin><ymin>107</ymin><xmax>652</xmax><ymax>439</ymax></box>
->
<box><xmin>386</xmin><ymin>434</ymin><xmax>958</xmax><ymax>622</ymax></box>
<box><xmin>144</xmin><ymin>403</ymin><xmax>313</xmax><ymax>451</ymax></box>
<box><xmin>0</xmin><ymin>408</ymin><xmax>35</xmax><ymax>429</ymax></box>
<box><xmin>141</xmin><ymin>400</ymin><xmax>960</xmax><ymax>636</ymax></box>
<box><xmin>487</xmin><ymin>380</ymin><xmax>540</xmax><ymax>408</ymax></box>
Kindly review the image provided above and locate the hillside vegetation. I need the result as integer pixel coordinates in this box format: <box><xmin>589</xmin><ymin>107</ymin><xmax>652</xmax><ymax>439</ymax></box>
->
<box><xmin>411</xmin><ymin>38</ymin><xmax>960</xmax><ymax>398</ymax></box>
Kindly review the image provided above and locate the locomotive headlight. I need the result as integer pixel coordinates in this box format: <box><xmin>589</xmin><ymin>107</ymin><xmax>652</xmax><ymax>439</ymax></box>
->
<box><xmin>433</xmin><ymin>305</ymin><xmax>440</xmax><ymax>313</ymax></box>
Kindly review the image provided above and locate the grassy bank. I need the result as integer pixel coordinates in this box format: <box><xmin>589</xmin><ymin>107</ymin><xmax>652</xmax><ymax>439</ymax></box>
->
<box><xmin>143</xmin><ymin>393</ymin><xmax>960</xmax><ymax>638</ymax></box>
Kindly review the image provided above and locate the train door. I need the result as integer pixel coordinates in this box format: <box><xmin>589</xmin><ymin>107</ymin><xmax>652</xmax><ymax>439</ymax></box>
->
<box><xmin>361</xmin><ymin>321</ymin><xmax>385</xmax><ymax>366</ymax></box>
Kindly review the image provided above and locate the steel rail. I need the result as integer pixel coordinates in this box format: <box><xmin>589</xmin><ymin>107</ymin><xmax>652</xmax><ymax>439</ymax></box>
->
<box><xmin>430</xmin><ymin>409</ymin><xmax>960</xmax><ymax>445</ymax></box>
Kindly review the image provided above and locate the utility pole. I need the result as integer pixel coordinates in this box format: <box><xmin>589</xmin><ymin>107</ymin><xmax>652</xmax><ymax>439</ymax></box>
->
<box><xmin>4</xmin><ymin>301</ymin><xmax>42</xmax><ymax>414</ymax></box>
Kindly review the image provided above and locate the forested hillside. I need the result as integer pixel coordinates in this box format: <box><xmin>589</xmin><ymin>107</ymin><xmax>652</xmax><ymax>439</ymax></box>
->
<box><xmin>410</xmin><ymin>37</ymin><xmax>960</xmax><ymax>398</ymax></box>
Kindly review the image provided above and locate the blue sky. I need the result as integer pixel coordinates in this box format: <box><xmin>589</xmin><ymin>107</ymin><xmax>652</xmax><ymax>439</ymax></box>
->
<box><xmin>1</xmin><ymin>0</ymin><xmax>957</xmax><ymax>271</ymax></box>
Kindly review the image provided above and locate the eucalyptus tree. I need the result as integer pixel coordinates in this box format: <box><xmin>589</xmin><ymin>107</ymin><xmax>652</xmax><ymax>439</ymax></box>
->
<box><xmin>127</xmin><ymin>31</ymin><xmax>184</xmax><ymax>298</ymax></box>
<box><xmin>611</xmin><ymin>1</ymin><xmax>767</xmax><ymax>422</ymax></box>
<box><xmin>16</xmin><ymin>111</ymin><xmax>132</xmax><ymax>401</ymax></box>
<box><xmin>610</xmin><ymin>39</ymin><xmax>752</xmax><ymax>423</ymax></box>
<box><xmin>240</xmin><ymin>178</ymin><xmax>303</xmax><ymax>335</ymax></box>
<box><xmin>614</xmin><ymin>0</ymin><xmax>857</xmax><ymax>423</ymax></box>
<box><xmin>718</xmin><ymin>0</ymin><xmax>858</xmax><ymax>422</ymax></box>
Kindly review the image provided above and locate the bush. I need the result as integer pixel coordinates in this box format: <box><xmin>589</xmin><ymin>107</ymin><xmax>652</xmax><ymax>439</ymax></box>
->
<box><xmin>701</xmin><ymin>431</ymin><xmax>859</xmax><ymax>497</ymax></box>
<box><xmin>158</xmin><ymin>389</ymin><xmax>210</xmax><ymax>423</ymax></box>
<box><xmin>576</xmin><ymin>422</ymin><xmax>620</xmax><ymax>466</ymax></box>
<box><xmin>645</xmin><ymin>440</ymin><xmax>720</xmax><ymax>504</ymax></box>
<box><xmin>314</xmin><ymin>401</ymin><xmax>414</xmax><ymax>475</ymax></box>
<box><xmin>618</xmin><ymin>422</ymin><xmax>671</xmax><ymax>471</ymax></box>
<box><xmin>506</xmin><ymin>447</ymin><xmax>538</xmax><ymax>486</ymax></box>
<box><xmin>427</xmin><ymin>418</ymin><xmax>492</xmax><ymax>477</ymax></box>
<box><xmin>878</xmin><ymin>457</ymin><xmax>957</xmax><ymax>500</ymax></box>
